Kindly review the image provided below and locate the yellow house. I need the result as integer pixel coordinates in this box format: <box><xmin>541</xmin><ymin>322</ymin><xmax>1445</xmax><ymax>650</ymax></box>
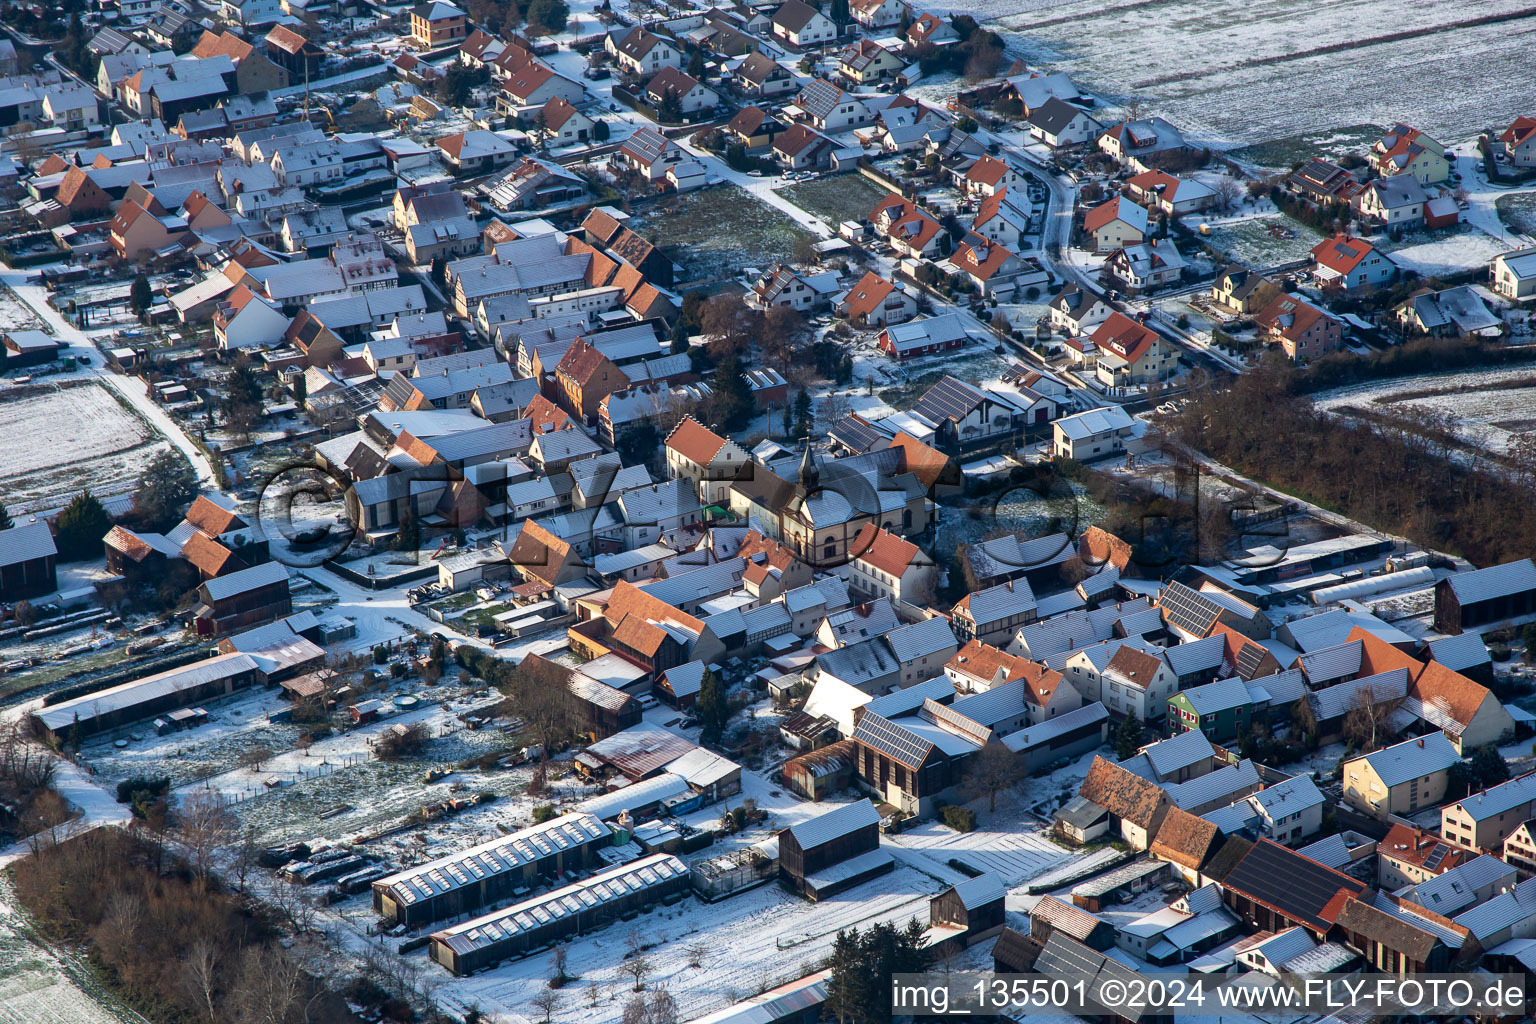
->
<box><xmin>1340</xmin><ymin>733</ymin><xmax>1459</xmax><ymax>819</ymax></box>
<box><xmin>1367</xmin><ymin>123</ymin><xmax>1449</xmax><ymax>184</ymax></box>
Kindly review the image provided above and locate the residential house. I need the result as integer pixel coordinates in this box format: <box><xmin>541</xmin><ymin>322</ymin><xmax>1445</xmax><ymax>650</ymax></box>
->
<box><xmin>770</xmin><ymin>0</ymin><xmax>837</xmax><ymax>48</ymax></box>
<box><xmin>1097</xmin><ymin>117</ymin><xmax>1189</xmax><ymax>172</ymax></box>
<box><xmin>947</xmin><ymin>234</ymin><xmax>1027</xmax><ymax>298</ymax></box>
<box><xmin>1210</xmin><ymin>265</ymin><xmax>1275</xmax><ymax>315</ymax></box>
<box><xmin>878</xmin><ymin>313</ymin><xmax>970</xmax><ymax>360</ymax></box>
<box><xmin>437</xmin><ymin>130</ymin><xmax>519</xmax><ymax>175</ymax></box>
<box><xmin>539</xmin><ymin>97</ymin><xmax>594</xmax><ymax>145</ymax></box>
<box><xmin>609</xmin><ymin>28</ymin><xmax>680</xmax><ymax>76</ymax></box>
<box><xmin>1082</xmin><ymin>195</ymin><xmax>1148</xmax><ymax>252</ymax></box>
<box><xmin>1167</xmin><ymin>677</ymin><xmax>1259</xmax><ymax>745</ymax></box>
<box><xmin>839</xmin><ymin>271</ymin><xmax>916</xmax><ymax>327</ymax></box>
<box><xmin>1341</xmin><ymin>733</ymin><xmax>1460</xmax><ymax>819</ymax></box>
<box><xmin>410</xmin><ymin>0</ymin><xmax>468</xmax><ymax>49</ymax></box>
<box><xmin>1026</xmin><ymin>97</ymin><xmax>1101</xmax><ymax>149</ymax></box>
<box><xmin>725</xmin><ymin>106</ymin><xmax>784</xmax><ymax>150</ymax></box>
<box><xmin>849</xmin><ymin>0</ymin><xmax>905</xmax><ymax>28</ymax></box>
<box><xmin>1048</xmin><ymin>283</ymin><xmax>1112</xmax><ymax>337</ymax></box>
<box><xmin>1368</xmin><ymin>123</ymin><xmax>1448</xmax><ymax>184</ymax></box>
<box><xmin>1442</xmin><ymin>772</ymin><xmax>1536</xmax><ymax>852</ymax></box>
<box><xmin>905</xmin><ymin>12</ymin><xmax>958</xmax><ymax>47</ymax></box>
<box><xmin>1396</xmin><ymin>285</ymin><xmax>1502</xmax><ymax>339</ymax></box>
<box><xmin>1499</xmin><ymin>116</ymin><xmax>1536</xmax><ymax>168</ymax></box>
<box><xmin>1491</xmin><ymin>248</ymin><xmax>1536</xmax><ymax>301</ymax></box>
<box><xmin>1353</xmin><ymin>175</ymin><xmax>1429</xmax><ymax>227</ymax></box>
<box><xmin>190</xmin><ymin>30</ymin><xmax>287</xmax><ymax>93</ymax></box>
<box><xmin>1251</xmin><ymin>293</ymin><xmax>1344</xmax><ymax>362</ymax></box>
<box><xmin>731</xmin><ymin>51</ymin><xmax>796</xmax><ymax>98</ymax></box>
<box><xmin>951</xmin><ymin>580</ymin><xmax>1037</xmax><ymax>647</ymax></box>
<box><xmin>1378</xmin><ymin>824</ymin><xmax>1473</xmax><ymax>889</ymax></box>
<box><xmin>1052</xmin><ymin>405</ymin><xmax>1135</xmax><ymax>461</ymax></box>
<box><xmin>844</xmin><ymin>524</ymin><xmax>935</xmax><ymax>606</ymax></box>
<box><xmin>1310</xmin><ymin>234</ymin><xmax>1397</xmax><ymax>289</ymax></box>
<box><xmin>972</xmin><ymin>188</ymin><xmax>1033</xmax><ymax>248</ymax></box>
<box><xmin>644</xmin><ymin>67</ymin><xmax>719</xmax><ymax>116</ymax></box>
<box><xmin>961</xmin><ymin>154</ymin><xmax>1018</xmax><ymax>199</ymax></box>
<box><xmin>869</xmin><ymin>194</ymin><xmax>946</xmax><ymax>257</ymax></box>
<box><xmin>214</xmin><ymin>285</ymin><xmax>289</xmax><ymax>350</ymax></box>
<box><xmin>839</xmin><ymin>39</ymin><xmax>901</xmax><ymax>85</ymax></box>
<box><xmin>1102</xmin><ymin>240</ymin><xmax>1185</xmax><ymax>295</ymax></box>
<box><xmin>1091</xmin><ymin>313</ymin><xmax>1175</xmax><ymax>388</ymax></box>
<box><xmin>773</xmin><ymin>124</ymin><xmax>833</xmax><ymax>171</ymax></box>
<box><xmin>612</xmin><ymin>125</ymin><xmax>683</xmax><ymax>182</ymax></box>
<box><xmin>794</xmin><ymin>79</ymin><xmax>869</xmax><ymax>133</ymax></box>
<box><xmin>665</xmin><ymin>417</ymin><xmax>750</xmax><ymax>505</ymax></box>
<box><xmin>1126</xmin><ymin>170</ymin><xmax>1215</xmax><ymax>217</ymax></box>
<box><xmin>497</xmin><ymin>62</ymin><xmax>584</xmax><ymax>109</ymax></box>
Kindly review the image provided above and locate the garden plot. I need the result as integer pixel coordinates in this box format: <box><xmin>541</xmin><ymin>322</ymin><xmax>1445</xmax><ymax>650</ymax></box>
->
<box><xmin>0</xmin><ymin>382</ymin><xmax>173</xmax><ymax>514</ymax></box>
<box><xmin>777</xmin><ymin>175</ymin><xmax>891</xmax><ymax>228</ymax></box>
<box><xmin>988</xmin><ymin>0</ymin><xmax>1536</xmax><ymax>148</ymax></box>
<box><xmin>1227</xmin><ymin>125</ymin><xmax>1387</xmax><ymax>172</ymax></box>
<box><xmin>0</xmin><ymin>286</ymin><xmax>44</xmax><ymax>334</ymax></box>
<box><xmin>1496</xmin><ymin>192</ymin><xmax>1536</xmax><ymax>236</ymax></box>
<box><xmin>1374</xmin><ymin>228</ymin><xmax>1514</xmax><ymax>276</ymax></box>
<box><xmin>629</xmin><ymin>186</ymin><xmax>811</xmax><ymax>285</ymax></box>
<box><xmin>1199</xmin><ymin>215</ymin><xmax>1325</xmax><ymax>268</ymax></box>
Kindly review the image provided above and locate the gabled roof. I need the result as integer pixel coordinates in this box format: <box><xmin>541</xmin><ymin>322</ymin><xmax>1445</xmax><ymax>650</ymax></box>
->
<box><xmin>1150</xmin><ymin>806</ymin><xmax>1224</xmax><ymax>870</ymax></box>
<box><xmin>1221</xmin><ymin>839</ymin><xmax>1365</xmax><ymax>933</ymax></box>
<box><xmin>665</xmin><ymin>416</ymin><xmax>730</xmax><ymax>465</ymax></box>
<box><xmin>772</xmin><ymin>0</ymin><xmax>826</xmax><ymax>33</ymax></box>
<box><xmin>1078</xmin><ymin>755</ymin><xmax>1168</xmax><ymax>828</ymax></box>
<box><xmin>1082</xmin><ymin>195</ymin><xmax>1148</xmax><ymax>234</ymax></box>
<box><xmin>1354</xmin><ymin>732</ymin><xmax>1460</xmax><ymax>788</ymax></box>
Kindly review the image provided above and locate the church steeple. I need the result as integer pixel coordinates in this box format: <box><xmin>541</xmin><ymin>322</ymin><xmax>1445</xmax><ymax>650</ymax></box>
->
<box><xmin>797</xmin><ymin>442</ymin><xmax>820</xmax><ymax>490</ymax></box>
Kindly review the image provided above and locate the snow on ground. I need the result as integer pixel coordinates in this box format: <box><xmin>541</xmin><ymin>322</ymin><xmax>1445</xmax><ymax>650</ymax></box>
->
<box><xmin>988</xmin><ymin>0</ymin><xmax>1536</xmax><ymax>149</ymax></box>
<box><xmin>1378</xmin><ymin>228</ymin><xmax>1515</xmax><ymax>277</ymax></box>
<box><xmin>1314</xmin><ymin>364</ymin><xmax>1536</xmax><ymax>456</ymax></box>
<box><xmin>0</xmin><ymin>876</ymin><xmax>139</xmax><ymax>1024</ymax></box>
<box><xmin>0</xmin><ymin>382</ymin><xmax>173</xmax><ymax>514</ymax></box>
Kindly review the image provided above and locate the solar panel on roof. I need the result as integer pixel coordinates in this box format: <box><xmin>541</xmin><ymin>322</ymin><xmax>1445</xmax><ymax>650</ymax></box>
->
<box><xmin>853</xmin><ymin>712</ymin><xmax>935</xmax><ymax>769</ymax></box>
<box><xmin>1423</xmin><ymin>846</ymin><xmax>1448</xmax><ymax>871</ymax></box>
<box><xmin>1160</xmin><ymin>581</ymin><xmax>1220</xmax><ymax>636</ymax></box>
<box><xmin>1235</xmin><ymin>641</ymin><xmax>1269</xmax><ymax>678</ymax></box>
<box><xmin>913</xmin><ymin>375</ymin><xmax>987</xmax><ymax>425</ymax></box>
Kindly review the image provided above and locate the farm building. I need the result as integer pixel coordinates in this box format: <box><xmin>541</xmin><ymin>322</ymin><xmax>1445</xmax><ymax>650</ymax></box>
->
<box><xmin>929</xmin><ymin>873</ymin><xmax>1006</xmax><ymax>952</ymax></box>
<box><xmin>372</xmin><ymin>812</ymin><xmax>613</xmax><ymax>929</ymax></box>
<box><xmin>0</xmin><ymin>521</ymin><xmax>57</xmax><ymax>601</ymax></box>
<box><xmin>31</xmin><ymin>652</ymin><xmax>263</xmax><ymax>741</ymax></box>
<box><xmin>2</xmin><ymin>330</ymin><xmax>68</xmax><ymax>368</ymax></box>
<box><xmin>1434</xmin><ymin>558</ymin><xmax>1536</xmax><ymax>634</ymax></box>
<box><xmin>778</xmin><ymin>799</ymin><xmax>892</xmax><ymax>900</ymax></box>
<box><xmin>194</xmin><ymin>560</ymin><xmax>292</xmax><ymax>636</ymax></box>
<box><xmin>687</xmin><ymin>970</ymin><xmax>831</xmax><ymax>1024</ymax></box>
<box><xmin>574</xmin><ymin>721</ymin><xmax>700</xmax><ymax>781</ymax></box>
<box><xmin>781</xmin><ymin>739</ymin><xmax>856</xmax><ymax>801</ymax></box>
<box><xmin>428</xmin><ymin>853</ymin><xmax>689</xmax><ymax>974</ymax></box>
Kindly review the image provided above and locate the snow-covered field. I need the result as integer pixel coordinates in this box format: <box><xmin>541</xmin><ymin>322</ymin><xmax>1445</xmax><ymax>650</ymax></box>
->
<box><xmin>0</xmin><ymin>876</ymin><xmax>138</xmax><ymax>1024</ymax></box>
<box><xmin>0</xmin><ymin>382</ymin><xmax>172</xmax><ymax>513</ymax></box>
<box><xmin>988</xmin><ymin>0</ymin><xmax>1536</xmax><ymax>148</ymax></box>
<box><xmin>1378</xmin><ymin>230</ymin><xmax>1516</xmax><ymax>277</ymax></box>
<box><xmin>1315</xmin><ymin>366</ymin><xmax>1536</xmax><ymax>456</ymax></box>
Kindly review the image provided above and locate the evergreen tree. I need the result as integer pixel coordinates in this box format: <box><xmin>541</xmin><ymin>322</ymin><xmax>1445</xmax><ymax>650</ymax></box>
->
<box><xmin>823</xmin><ymin>920</ymin><xmax>928</xmax><ymax>1023</ymax></box>
<box><xmin>593</xmin><ymin>119</ymin><xmax>610</xmax><ymax>142</ymax></box>
<box><xmin>527</xmin><ymin>0</ymin><xmax>569</xmax><ymax>33</ymax></box>
<box><xmin>1115</xmin><ymin>715</ymin><xmax>1144</xmax><ymax>760</ymax></box>
<box><xmin>695</xmin><ymin>668</ymin><xmax>729</xmax><ymax>746</ymax></box>
<box><xmin>55</xmin><ymin>489</ymin><xmax>112</xmax><ymax>561</ymax></box>
<box><xmin>822</xmin><ymin>928</ymin><xmax>872</xmax><ymax>1024</ymax></box>
<box><xmin>792</xmin><ymin>390</ymin><xmax>813</xmax><ymax>438</ymax></box>
<box><xmin>687</xmin><ymin>47</ymin><xmax>705</xmax><ymax>79</ymax></box>
<box><xmin>129</xmin><ymin>274</ymin><xmax>152</xmax><ymax>321</ymax></box>
<box><xmin>670</xmin><ymin>316</ymin><xmax>691</xmax><ymax>354</ymax></box>
<box><xmin>0</xmin><ymin>504</ymin><xmax>12</xmax><ymax>531</ymax></box>
<box><xmin>713</xmin><ymin>351</ymin><xmax>756</xmax><ymax>431</ymax></box>
<box><xmin>828</xmin><ymin>0</ymin><xmax>849</xmax><ymax>28</ymax></box>
<box><xmin>396</xmin><ymin>508</ymin><xmax>421</xmax><ymax>552</ymax></box>
<box><xmin>133</xmin><ymin>450</ymin><xmax>198</xmax><ymax>532</ymax></box>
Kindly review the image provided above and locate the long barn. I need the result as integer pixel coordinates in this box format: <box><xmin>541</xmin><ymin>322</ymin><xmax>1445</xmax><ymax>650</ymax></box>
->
<box><xmin>428</xmin><ymin>853</ymin><xmax>689</xmax><ymax>975</ymax></box>
<box><xmin>372</xmin><ymin>812</ymin><xmax>612</xmax><ymax>929</ymax></box>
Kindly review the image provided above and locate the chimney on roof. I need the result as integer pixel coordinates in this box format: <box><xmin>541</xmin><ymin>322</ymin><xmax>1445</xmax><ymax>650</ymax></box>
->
<box><xmin>1418</xmin><ymin>738</ymin><xmax>1424</xmax><ymax>748</ymax></box>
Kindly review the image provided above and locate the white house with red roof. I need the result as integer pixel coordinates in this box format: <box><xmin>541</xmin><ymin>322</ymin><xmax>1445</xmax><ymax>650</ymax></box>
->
<box><xmin>1310</xmin><ymin>234</ymin><xmax>1397</xmax><ymax>289</ymax></box>
<box><xmin>608</xmin><ymin>27</ymin><xmax>680</xmax><ymax>76</ymax></box>
<box><xmin>213</xmin><ymin>284</ymin><xmax>288</xmax><ymax>350</ymax></box>
<box><xmin>665</xmin><ymin>417</ymin><xmax>750</xmax><ymax>504</ymax></box>
<box><xmin>972</xmin><ymin>188</ymin><xmax>1032</xmax><ymax>248</ymax></box>
<box><xmin>1126</xmin><ymin>170</ymin><xmax>1214</xmax><ymax>217</ymax></box>
<box><xmin>1367</xmin><ymin>123</ymin><xmax>1448</xmax><ymax>184</ymax></box>
<box><xmin>870</xmin><ymin>193</ymin><xmax>947</xmax><ymax>258</ymax></box>
<box><xmin>905</xmin><ymin>11</ymin><xmax>958</xmax><ymax>46</ymax></box>
<box><xmin>961</xmin><ymin>154</ymin><xmax>1017</xmax><ymax>198</ymax></box>
<box><xmin>844</xmin><ymin>523</ymin><xmax>935</xmax><ymax>606</ymax></box>
<box><xmin>770</xmin><ymin>0</ymin><xmax>837</xmax><ymax>48</ymax></box>
<box><xmin>1082</xmin><ymin>195</ymin><xmax>1148</xmax><ymax>252</ymax></box>
<box><xmin>1500</xmin><ymin>116</ymin><xmax>1536</xmax><ymax>168</ymax></box>
<box><xmin>1090</xmin><ymin>312</ymin><xmax>1175</xmax><ymax>387</ymax></box>
<box><xmin>839</xmin><ymin>270</ymin><xmax>917</xmax><ymax>327</ymax></box>
<box><xmin>850</xmin><ymin>0</ymin><xmax>906</xmax><ymax>28</ymax></box>
<box><xmin>947</xmin><ymin>234</ymin><xmax>1029</xmax><ymax>298</ymax></box>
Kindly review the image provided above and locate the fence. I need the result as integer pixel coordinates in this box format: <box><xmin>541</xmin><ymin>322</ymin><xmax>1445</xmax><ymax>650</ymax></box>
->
<box><xmin>208</xmin><ymin>752</ymin><xmax>369</xmax><ymax>807</ymax></box>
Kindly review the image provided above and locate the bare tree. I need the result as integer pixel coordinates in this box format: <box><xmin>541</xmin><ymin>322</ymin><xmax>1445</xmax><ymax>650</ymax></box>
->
<box><xmin>176</xmin><ymin>789</ymin><xmax>234</xmax><ymax>887</ymax></box>
<box><xmin>180</xmin><ymin>937</ymin><xmax>221</xmax><ymax>1023</ymax></box>
<box><xmin>623</xmin><ymin>995</ymin><xmax>648</xmax><ymax>1024</ymax></box>
<box><xmin>1342</xmin><ymin>687</ymin><xmax>1403</xmax><ymax>753</ymax></box>
<box><xmin>241</xmin><ymin>744</ymin><xmax>276</xmax><ymax>772</ymax></box>
<box><xmin>648</xmin><ymin>987</ymin><xmax>680</xmax><ymax>1024</ymax></box>
<box><xmin>530</xmin><ymin>989</ymin><xmax>561</xmax><ymax>1023</ymax></box>
<box><xmin>1212</xmin><ymin>176</ymin><xmax>1243</xmax><ymax>213</ymax></box>
<box><xmin>236</xmin><ymin>944</ymin><xmax>305</xmax><ymax>1024</ymax></box>
<box><xmin>685</xmin><ymin>942</ymin><xmax>708</xmax><ymax>969</ymax></box>
<box><xmin>549</xmin><ymin>944</ymin><xmax>570</xmax><ymax>986</ymax></box>
<box><xmin>961</xmin><ymin>742</ymin><xmax>1024</xmax><ymax>813</ymax></box>
<box><xmin>623</xmin><ymin>929</ymin><xmax>652</xmax><ymax>991</ymax></box>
